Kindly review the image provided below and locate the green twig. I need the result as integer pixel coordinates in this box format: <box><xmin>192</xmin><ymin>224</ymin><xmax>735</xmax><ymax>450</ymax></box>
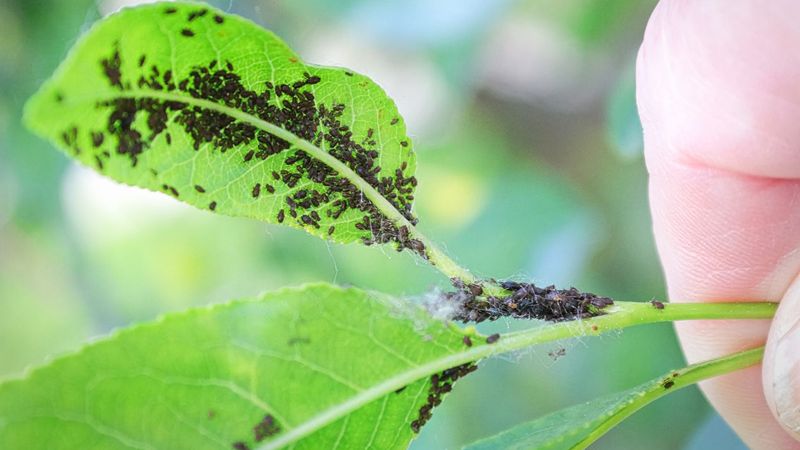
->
<box><xmin>575</xmin><ymin>345</ymin><xmax>764</xmax><ymax>449</ymax></box>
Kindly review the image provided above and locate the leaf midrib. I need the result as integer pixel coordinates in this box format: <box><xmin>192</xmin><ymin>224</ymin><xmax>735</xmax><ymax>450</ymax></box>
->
<box><xmin>103</xmin><ymin>89</ymin><xmax>417</xmax><ymax>232</ymax></box>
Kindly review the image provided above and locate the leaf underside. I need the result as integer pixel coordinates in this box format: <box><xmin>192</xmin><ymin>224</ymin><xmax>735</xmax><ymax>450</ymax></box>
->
<box><xmin>25</xmin><ymin>2</ymin><xmax>419</xmax><ymax>248</ymax></box>
<box><xmin>0</xmin><ymin>284</ymin><xmax>482</xmax><ymax>449</ymax></box>
<box><xmin>464</xmin><ymin>367</ymin><xmax>689</xmax><ymax>450</ymax></box>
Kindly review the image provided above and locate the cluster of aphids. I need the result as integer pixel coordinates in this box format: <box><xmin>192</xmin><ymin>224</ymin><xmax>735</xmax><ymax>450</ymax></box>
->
<box><xmin>448</xmin><ymin>279</ymin><xmax>614</xmax><ymax>323</ymax></box>
<box><xmin>64</xmin><ymin>4</ymin><xmax>425</xmax><ymax>253</ymax></box>
<box><xmin>410</xmin><ymin>362</ymin><xmax>478</xmax><ymax>433</ymax></box>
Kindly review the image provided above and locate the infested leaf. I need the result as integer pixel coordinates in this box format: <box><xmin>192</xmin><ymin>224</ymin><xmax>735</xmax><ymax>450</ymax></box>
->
<box><xmin>25</xmin><ymin>2</ymin><xmax>421</xmax><ymax>251</ymax></box>
<box><xmin>0</xmin><ymin>284</ymin><xmax>484</xmax><ymax>449</ymax></box>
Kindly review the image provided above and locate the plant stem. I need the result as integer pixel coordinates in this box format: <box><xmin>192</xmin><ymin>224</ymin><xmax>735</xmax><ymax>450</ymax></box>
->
<box><xmin>486</xmin><ymin>301</ymin><xmax>776</xmax><ymax>358</ymax></box>
<box><xmin>110</xmin><ymin>90</ymin><xmax>484</xmax><ymax>289</ymax></box>
<box><xmin>575</xmin><ymin>345</ymin><xmax>764</xmax><ymax>449</ymax></box>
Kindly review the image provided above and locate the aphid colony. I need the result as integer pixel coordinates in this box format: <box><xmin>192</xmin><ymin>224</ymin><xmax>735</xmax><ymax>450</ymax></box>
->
<box><xmin>448</xmin><ymin>279</ymin><xmax>615</xmax><ymax>323</ymax></box>
<box><xmin>64</xmin><ymin>4</ymin><xmax>423</xmax><ymax>254</ymax></box>
<box><xmin>410</xmin><ymin>362</ymin><xmax>478</xmax><ymax>433</ymax></box>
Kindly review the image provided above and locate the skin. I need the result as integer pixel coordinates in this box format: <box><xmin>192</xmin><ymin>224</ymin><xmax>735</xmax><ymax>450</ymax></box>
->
<box><xmin>637</xmin><ymin>0</ymin><xmax>800</xmax><ymax>448</ymax></box>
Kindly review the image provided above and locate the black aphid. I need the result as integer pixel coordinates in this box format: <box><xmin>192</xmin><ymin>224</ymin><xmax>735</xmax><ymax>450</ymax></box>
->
<box><xmin>209</xmin><ymin>201</ymin><xmax>217</xmax><ymax>211</ymax></box>
<box><xmin>244</xmin><ymin>150</ymin><xmax>254</xmax><ymax>162</ymax></box>
<box><xmin>467</xmin><ymin>284</ymin><xmax>483</xmax><ymax>296</ymax></box>
<box><xmin>306</xmin><ymin>75</ymin><xmax>321</xmax><ymax>84</ymax></box>
<box><xmin>252</xmin><ymin>183</ymin><xmax>261</xmax><ymax>198</ymax></box>
<box><xmin>213</xmin><ymin>14</ymin><xmax>224</xmax><ymax>24</ymax></box>
<box><xmin>328</xmin><ymin>226</ymin><xmax>335</xmax><ymax>235</ymax></box>
<box><xmin>390</xmin><ymin>117</ymin><xmax>399</xmax><ymax>125</ymax></box>
<box><xmin>232</xmin><ymin>442</ymin><xmax>249</xmax><ymax>450</ymax></box>
<box><xmin>164</xmin><ymin>7</ymin><xmax>177</xmax><ymax>14</ymax></box>
<box><xmin>187</xmin><ymin>9</ymin><xmax>207</xmax><ymax>21</ymax></box>
<box><xmin>651</xmin><ymin>300</ymin><xmax>665</xmax><ymax>309</ymax></box>
<box><xmin>462</xmin><ymin>336</ymin><xmax>472</xmax><ymax>347</ymax></box>
<box><xmin>181</xmin><ymin>28</ymin><xmax>194</xmax><ymax>37</ymax></box>
<box><xmin>194</xmin><ymin>185</ymin><xmax>205</xmax><ymax>193</ymax></box>
<box><xmin>138</xmin><ymin>55</ymin><xmax>146</xmax><ymax>67</ymax></box>
<box><xmin>486</xmin><ymin>333</ymin><xmax>500</xmax><ymax>344</ymax></box>
<box><xmin>165</xmin><ymin>133</ymin><xmax>172</xmax><ymax>145</ymax></box>
<box><xmin>91</xmin><ymin>131</ymin><xmax>104</xmax><ymax>147</ymax></box>
<box><xmin>400</xmin><ymin>140</ymin><xmax>408</xmax><ymax>147</ymax></box>
<box><xmin>265</xmin><ymin>184</ymin><xmax>275</xmax><ymax>194</ymax></box>
<box><xmin>253</xmin><ymin>414</ymin><xmax>280</xmax><ymax>442</ymax></box>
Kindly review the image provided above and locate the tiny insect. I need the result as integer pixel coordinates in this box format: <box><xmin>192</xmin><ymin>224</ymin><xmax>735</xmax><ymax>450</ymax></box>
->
<box><xmin>462</xmin><ymin>336</ymin><xmax>472</xmax><ymax>347</ymax></box>
<box><xmin>486</xmin><ymin>333</ymin><xmax>500</xmax><ymax>344</ymax></box>
<box><xmin>651</xmin><ymin>299</ymin><xmax>665</xmax><ymax>309</ymax></box>
<box><xmin>467</xmin><ymin>284</ymin><xmax>483</xmax><ymax>296</ymax></box>
<box><xmin>181</xmin><ymin>28</ymin><xmax>194</xmax><ymax>37</ymax></box>
<box><xmin>548</xmin><ymin>348</ymin><xmax>566</xmax><ymax>361</ymax></box>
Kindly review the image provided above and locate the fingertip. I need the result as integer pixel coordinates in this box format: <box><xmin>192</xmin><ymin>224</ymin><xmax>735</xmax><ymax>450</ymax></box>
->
<box><xmin>637</xmin><ymin>0</ymin><xmax>800</xmax><ymax>179</ymax></box>
<box><xmin>765</xmin><ymin>276</ymin><xmax>800</xmax><ymax>441</ymax></box>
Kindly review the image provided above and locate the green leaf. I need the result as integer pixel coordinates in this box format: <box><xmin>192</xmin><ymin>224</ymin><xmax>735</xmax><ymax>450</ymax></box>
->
<box><xmin>463</xmin><ymin>346</ymin><xmax>764</xmax><ymax>450</ymax></box>
<box><xmin>24</xmin><ymin>2</ymin><xmax>419</xmax><ymax>249</ymax></box>
<box><xmin>0</xmin><ymin>283</ymin><xmax>484</xmax><ymax>449</ymax></box>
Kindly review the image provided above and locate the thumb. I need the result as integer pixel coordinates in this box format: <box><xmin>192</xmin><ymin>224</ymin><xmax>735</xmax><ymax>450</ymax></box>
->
<box><xmin>765</xmin><ymin>276</ymin><xmax>800</xmax><ymax>438</ymax></box>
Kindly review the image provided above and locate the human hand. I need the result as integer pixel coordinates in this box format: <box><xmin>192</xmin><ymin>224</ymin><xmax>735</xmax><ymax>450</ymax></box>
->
<box><xmin>637</xmin><ymin>0</ymin><xmax>800</xmax><ymax>448</ymax></box>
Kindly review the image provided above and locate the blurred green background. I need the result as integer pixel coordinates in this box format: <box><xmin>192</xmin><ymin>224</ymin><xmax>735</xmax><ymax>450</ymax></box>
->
<box><xmin>0</xmin><ymin>0</ymin><xmax>745</xmax><ymax>449</ymax></box>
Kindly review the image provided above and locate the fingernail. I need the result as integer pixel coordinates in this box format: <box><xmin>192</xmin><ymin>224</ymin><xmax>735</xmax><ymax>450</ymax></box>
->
<box><xmin>772</xmin><ymin>276</ymin><xmax>800</xmax><ymax>339</ymax></box>
<box><xmin>771</xmin><ymin>276</ymin><xmax>800</xmax><ymax>434</ymax></box>
<box><xmin>773</xmin><ymin>324</ymin><xmax>800</xmax><ymax>433</ymax></box>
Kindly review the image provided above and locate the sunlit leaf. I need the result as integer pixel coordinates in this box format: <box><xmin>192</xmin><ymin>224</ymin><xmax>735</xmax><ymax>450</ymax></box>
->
<box><xmin>0</xmin><ymin>284</ymin><xmax>484</xmax><ymax>449</ymax></box>
<box><xmin>25</xmin><ymin>2</ymin><xmax>420</xmax><ymax>250</ymax></box>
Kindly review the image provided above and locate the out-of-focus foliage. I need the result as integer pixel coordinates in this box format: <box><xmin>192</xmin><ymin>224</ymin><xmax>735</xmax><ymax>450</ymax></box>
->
<box><xmin>0</xmin><ymin>1</ymin><xmax>743</xmax><ymax>449</ymax></box>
